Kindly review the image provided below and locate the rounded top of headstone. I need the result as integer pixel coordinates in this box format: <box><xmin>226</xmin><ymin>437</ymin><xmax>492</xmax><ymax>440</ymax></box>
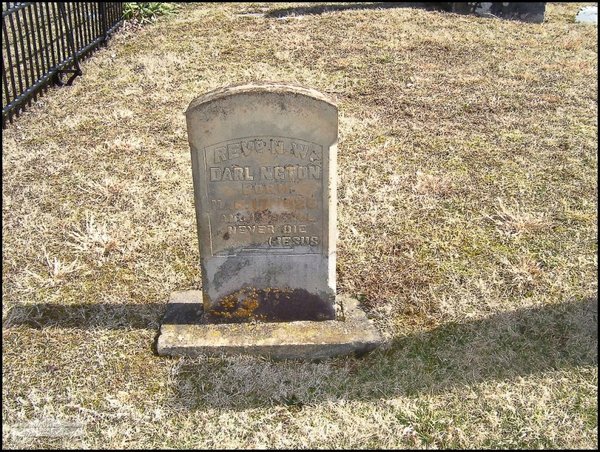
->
<box><xmin>186</xmin><ymin>82</ymin><xmax>336</xmax><ymax>115</ymax></box>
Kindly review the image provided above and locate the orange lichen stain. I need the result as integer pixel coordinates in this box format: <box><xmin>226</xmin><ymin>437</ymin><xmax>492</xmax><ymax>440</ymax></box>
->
<box><xmin>209</xmin><ymin>287</ymin><xmax>261</xmax><ymax>321</ymax></box>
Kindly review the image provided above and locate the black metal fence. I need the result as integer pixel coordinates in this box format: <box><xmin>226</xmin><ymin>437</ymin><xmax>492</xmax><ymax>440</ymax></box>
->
<box><xmin>2</xmin><ymin>2</ymin><xmax>123</xmax><ymax>127</ymax></box>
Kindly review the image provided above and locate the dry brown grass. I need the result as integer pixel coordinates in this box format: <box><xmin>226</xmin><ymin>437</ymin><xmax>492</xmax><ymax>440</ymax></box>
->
<box><xmin>2</xmin><ymin>2</ymin><xmax>597</xmax><ymax>449</ymax></box>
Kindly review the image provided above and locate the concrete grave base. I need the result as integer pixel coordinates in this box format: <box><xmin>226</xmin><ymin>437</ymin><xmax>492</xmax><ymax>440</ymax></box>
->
<box><xmin>156</xmin><ymin>290</ymin><xmax>383</xmax><ymax>360</ymax></box>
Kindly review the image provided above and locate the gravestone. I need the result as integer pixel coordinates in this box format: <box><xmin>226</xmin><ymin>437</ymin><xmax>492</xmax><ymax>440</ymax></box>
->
<box><xmin>157</xmin><ymin>83</ymin><xmax>382</xmax><ymax>360</ymax></box>
<box><xmin>188</xmin><ymin>83</ymin><xmax>337</xmax><ymax>323</ymax></box>
<box><xmin>449</xmin><ymin>2</ymin><xmax>546</xmax><ymax>23</ymax></box>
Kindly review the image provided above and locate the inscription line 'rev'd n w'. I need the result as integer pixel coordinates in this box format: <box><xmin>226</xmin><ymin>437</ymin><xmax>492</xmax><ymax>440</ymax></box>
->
<box><xmin>207</xmin><ymin>136</ymin><xmax>323</xmax><ymax>163</ymax></box>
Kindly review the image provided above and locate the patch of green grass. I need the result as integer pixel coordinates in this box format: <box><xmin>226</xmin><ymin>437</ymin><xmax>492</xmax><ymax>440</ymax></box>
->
<box><xmin>123</xmin><ymin>2</ymin><xmax>178</xmax><ymax>24</ymax></box>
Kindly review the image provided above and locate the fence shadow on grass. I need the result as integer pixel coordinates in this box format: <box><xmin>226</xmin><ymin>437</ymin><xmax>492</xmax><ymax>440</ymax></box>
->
<box><xmin>169</xmin><ymin>296</ymin><xmax>597</xmax><ymax>410</ymax></box>
<box><xmin>265</xmin><ymin>2</ymin><xmax>449</xmax><ymax>18</ymax></box>
<box><xmin>4</xmin><ymin>302</ymin><xmax>166</xmax><ymax>330</ymax></box>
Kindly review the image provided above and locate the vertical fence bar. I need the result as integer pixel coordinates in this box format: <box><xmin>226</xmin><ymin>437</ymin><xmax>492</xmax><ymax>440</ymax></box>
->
<box><xmin>2</xmin><ymin>43</ymin><xmax>10</xmax><ymax>103</ymax></box>
<box><xmin>25</xmin><ymin>4</ymin><xmax>42</xmax><ymax>101</ymax></box>
<box><xmin>82</xmin><ymin>2</ymin><xmax>91</xmax><ymax>46</ymax></box>
<box><xmin>71</xmin><ymin>2</ymin><xmax>80</xmax><ymax>49</ymax></box>
<box><xmin>58</xmin><ymin>2</ymin><xmax>81</xmax><ymax>83</ymax></box>
<box><xmin>44</xmin><ymin>2</ymin><xmax>57</xmax><ymax>69</ymax></box>
<box><xmin>7</xmin><ymin>4</ymin><xmax>25</xmax><ymax>103</ymax></box>
<box><xmin>58</xmin><ymin>2</ymin><xmax>73</xmax><ymax>61</ymax></box>
<box><xmin>73</xmin><ymin>2</ymin><xmax>84</xmax><ymax>51</ymax></box>
<box><xmin>98</xmin><ymin>1</ymin><xmax>107</xmax><ymax>41</ymax></box>
<box><xmin>92</xmin><ymin>1</ymin><xmax>101</xmax><ymax>40</ymax></box>
<box><xmin>34</xmin><ymin>2</ymin><xmax>51</xmax><ymax>80</ymax></box>
<box><xmin>113</xmin><ymin>3</ymin><xmax>120</xmax><ymax>28</ymax></box>
<box><xmin>2</xmin><ymin>12</ymin><xmax>18</xmax><ymax>108</ymax></box>
<box><xmin>31</xmin><ymin>3</ymin><xmax>46</xmax><ymax>76</ymax></box>
<box><xmin>51</xmin><ymin>2</ymin><xmax>66</xmax><ymax>75</ymax></box>
<box><xmin>108</xmin><ymin>2</ymin><xmax>115</xmax><ymax>27</ymax></box>
<box><xmin>16</xmin><ymin>5</ymin><xmax>32</xmax><ymax>110</ymax></box>
<box><xmin>19</xmin><ymin>4</ymin><xmax>36</xmax><ymax>106</ymax></box>
<box><xmin>76</xmin><ymin>3</ymin><xmax>85</xmax><ymax>46</ymax></box>
<box><xmin>83</xmin><ymin>3</ymin><xmax>92</xmax><ymax>45</ymax></box>
<box><xmin>2</xmin><ymin>54</ymin><xmax>12</xmax><ymax>123</ymax></box>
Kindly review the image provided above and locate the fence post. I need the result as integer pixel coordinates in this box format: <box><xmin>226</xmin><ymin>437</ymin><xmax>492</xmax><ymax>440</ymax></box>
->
<box><xmin>57</xmin><ymin>2</ymin><xmax>82</xmax><ymax>85</ymax></box>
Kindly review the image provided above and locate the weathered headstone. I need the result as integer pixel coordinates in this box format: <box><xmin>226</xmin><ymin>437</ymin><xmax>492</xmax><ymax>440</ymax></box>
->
<box><xmin>157</xmin><ymin>83</ymin><xmax>382</xmax><ymax>359</ymax></box>
<box><xmin>449</xmin><ymin>2</ymin><xmax>546</xmax><ymax>23</ymax></box>
<box><xmin>188</xmin><ymin>83</ymin><xmax>337</xmax><ymax>323</ymax></box>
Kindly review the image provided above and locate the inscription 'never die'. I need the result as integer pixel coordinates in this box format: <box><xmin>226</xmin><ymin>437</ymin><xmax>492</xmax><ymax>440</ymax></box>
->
<box><xmin>204</xmin><ymin>136</ymin><xmax>324</xmax><ymax>256</ymax></box>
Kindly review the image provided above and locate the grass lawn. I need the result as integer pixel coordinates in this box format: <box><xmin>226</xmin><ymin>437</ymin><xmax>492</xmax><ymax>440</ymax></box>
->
<box><xmin>2</xmin><ymin>2</ymin><xmax>597</xmax><ymax>448</ymax></box>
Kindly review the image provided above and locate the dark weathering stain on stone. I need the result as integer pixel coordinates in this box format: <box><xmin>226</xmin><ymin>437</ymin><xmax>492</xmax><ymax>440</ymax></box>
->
<box><xmin>206</xmin><ymin>287</ymin><xmax>335</xmax><ymax>323</ymax></box>
<box><xmin>212</xmin><ymin>257</ymin><xmax>249</xmax><ymax>290</ymax></box>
